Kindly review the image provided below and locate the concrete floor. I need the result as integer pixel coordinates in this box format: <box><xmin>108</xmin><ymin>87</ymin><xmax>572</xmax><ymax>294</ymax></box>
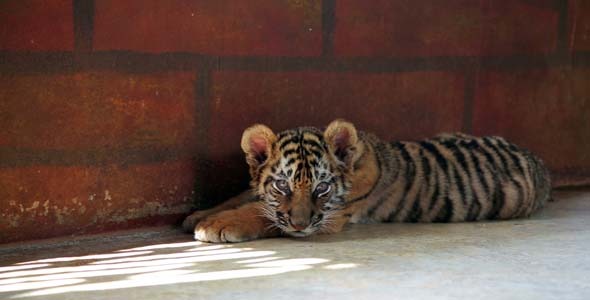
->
<box><xmin>1</xmin><ymin>190</ymin><xmax>589</xmax><ymax>300</ymax></box>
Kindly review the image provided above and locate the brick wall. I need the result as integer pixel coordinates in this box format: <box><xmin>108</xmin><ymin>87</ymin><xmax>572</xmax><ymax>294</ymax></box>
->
<box><xmin>1</xmin><ymin>0</ymin><xmax>589</xmax><ymax>243</ymax></box>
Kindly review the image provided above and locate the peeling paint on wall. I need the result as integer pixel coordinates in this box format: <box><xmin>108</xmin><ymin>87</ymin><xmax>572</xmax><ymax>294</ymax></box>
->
<box><xmin>104</xmin><ymin>190</ymin><xmax>112</xmax><ymax>201</ymax></box>
<box><xmin>0</xmin><ymin>160</ymin><xmax>197</xmax><ymax>242</ymax></box>
<box><xmin>106</xmin><ymin>200</ymin><xmax>193</xmax><ymax>224</ymax></box>
<box><xmin>24</xmin><ymin>201</ymin><xmax>39</xmax><ymax>212</ymax></box>
<box><xmin>53</xmin><ymin>206</ymin><xmax>71</xmax><ymax>225</ymax></box>
<box><xmin>1</xmin><ymin>191</ymin><xmax>194</xmax><ymax>230</ymax></box>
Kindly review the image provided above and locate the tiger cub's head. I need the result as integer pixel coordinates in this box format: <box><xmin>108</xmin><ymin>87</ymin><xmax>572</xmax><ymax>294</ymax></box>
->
<box><xmin>241</xmin><ymin>119</ymin><xmax>364</xmax><ymax>237</ymax></box>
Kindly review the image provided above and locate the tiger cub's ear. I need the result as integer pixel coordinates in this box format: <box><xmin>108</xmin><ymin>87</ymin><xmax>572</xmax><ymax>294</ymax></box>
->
<box><xmin>324</xmin><ymin>119</ymin><xmax>364</xmax><ymax>170</ymax></box>
<box><xmin>241</xmin><ymin>124</ymin><xmax>277</xmax><ymax>169</ymax></box>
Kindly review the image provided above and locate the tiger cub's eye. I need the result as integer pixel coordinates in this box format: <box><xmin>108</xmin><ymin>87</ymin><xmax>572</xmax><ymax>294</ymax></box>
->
<box><xmin>273</xmin><ymin>179</ymin><xmax>290</xmax><ymax>194</ymax></box>
<box><xmin>314</xmin><ymin>182</ymin><xmax>331</xmax><ymax>197</ymax></box>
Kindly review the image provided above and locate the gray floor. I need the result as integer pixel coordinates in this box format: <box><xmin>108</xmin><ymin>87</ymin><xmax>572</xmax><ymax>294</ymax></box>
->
<box><xmin>1</xmin><ymin>190</ymin><xmax>589</xmax><ymax>300</ymax></box>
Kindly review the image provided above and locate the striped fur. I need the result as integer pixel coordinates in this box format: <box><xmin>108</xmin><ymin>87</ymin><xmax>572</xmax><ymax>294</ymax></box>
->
<box><xmin>353</xmin><ymin>132</ymin><xmax>551</xmax><ymax>224</ymax></box>
<box><xmin>186</xmin><ymin>120</ymin><xmax>551</xmax><ymax>242</ymax></box>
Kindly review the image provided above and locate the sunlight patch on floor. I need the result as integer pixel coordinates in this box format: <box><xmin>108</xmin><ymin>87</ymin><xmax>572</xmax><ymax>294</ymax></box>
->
<box><xmin>91</xmin><ymin>248</ymin><xmax>242</xmax><ymax>264</ymax></box>
<box><xmin>15</xmin><ymin>264</ymin><xmax>319</xmax><ymax>297</ymax></box>
<box><xmin>0</xmin><ymin>265</ymin><xmax>50</xmax><ymax>273</ymax></box>
<box><xmin>0</xmin><ymin>263</ymin><xmax>195</xmax><ymax>285</ymax></box>
<box><xmin>0</xmin><ymin>279</ymin><xmax>86</xmax><ymax>293</ymax></box>
<box><xmin>244</xmin><ymin>258</ymin><xmax>328</xmax><ymax>268</ymax></box>
<box><xmin>323</xmin><ymin>263</ymin><xmax>358</xmax><ymax>270</ymax></box>
<box><xmin>116</xmin><ymin>241</ymin><xmax>204</xmax><ymax>252</ymax></box>
<box><xmin>0</xmin><ymin>239</ymin><xmax>355</xmax><ymax>299</ymax></box>
<box><xmin>183</xmin><ymin>245</ymin><xmax>229</xmax><ymax>252</ymax></box>
<box><xmin>2</xmin><ymin>250</ymin><xmax>277</xmax><ymax>280</ymax></box>
<box><xmin>236</xmin><ymin>257</ymin><xmax>283</xmax><ymax>264</ymax></box>
<box><xmin>16</xmin><ymin>251</ymin><xmax>153</xmax><ymax>264</ymax></box>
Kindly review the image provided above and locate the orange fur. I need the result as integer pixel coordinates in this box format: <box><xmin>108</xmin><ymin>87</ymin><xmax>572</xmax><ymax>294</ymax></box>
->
<box><xmin>185</xmin><ymin>120</ymin><xmax>551</xmax><ymax>243</ymax></box>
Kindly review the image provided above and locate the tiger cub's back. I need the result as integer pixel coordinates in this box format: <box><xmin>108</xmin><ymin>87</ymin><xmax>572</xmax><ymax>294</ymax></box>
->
<box><xmin>370</xmin><ymin>132</ymin><xmax>551</xmax><ymax>223</ymax></box>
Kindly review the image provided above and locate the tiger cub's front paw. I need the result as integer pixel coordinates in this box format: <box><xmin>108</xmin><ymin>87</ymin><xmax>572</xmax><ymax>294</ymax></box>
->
<box><xmin>182</xmin><ymin>210</ymin><xmax>212</xmax><ymax>233</ymax></box>
<box><xmin>194</xmin><ymin>210</ymin><xmax>264</xmax><ymax>243</ymax></box>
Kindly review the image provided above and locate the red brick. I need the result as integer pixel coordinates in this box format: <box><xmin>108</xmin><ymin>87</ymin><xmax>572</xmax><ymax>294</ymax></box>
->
<box><xmin>473</xmin><ymin>68</ymin><xmax>590</xmax><ymax>187</ymax></box>
<box><xmin>209</xmin><ymin>71</ymin><xmax>465</xmax><ymax>159</ymax></box>
<box><xmin>93</xmin><ymin>0</ymin><xmax>321</xmax><ymax>56</ymax></box>
<box><xmin>569</xmin><ymin>0</ymin><xmax>590</xmax><ymax>51</ymax></box>
<box><xmin>202</xmin><ymin>70</ymin><xmax>465</xmax><ymax>201</ymax></box>
<box><xmin>0</xmin><ymin>160</ymin><xmax>195</xmax><ymax>243</ymax></box>
<box><xmin>0</xmin><ymin>72</ymin><xmax>196</xmax><ymax>150</ymax></box>
<box><xmin>0</xmin><ymin>0</ymin><xmax>74</xmax><ymax>51</ymax></box>
<box><xmin>334</xmin><ymin>0</ymin><xmax>558</xmax><ymax>57</ymax></box>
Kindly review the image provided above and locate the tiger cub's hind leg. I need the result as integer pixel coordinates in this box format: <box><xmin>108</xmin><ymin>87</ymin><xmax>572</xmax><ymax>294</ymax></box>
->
<box><xmin>182</xmin><ymin>190</ymin><xmax>256</xmax><ymax>233</ymax></box>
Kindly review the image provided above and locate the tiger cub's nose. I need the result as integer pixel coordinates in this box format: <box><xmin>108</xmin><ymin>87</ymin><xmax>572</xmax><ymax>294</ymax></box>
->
<box><xmin>289</xmin><ymin>218</ymin><xmax>310</xmax><ymax>231</ymax></box>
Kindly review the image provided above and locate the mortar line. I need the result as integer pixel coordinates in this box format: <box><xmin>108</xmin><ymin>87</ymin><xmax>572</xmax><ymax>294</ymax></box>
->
<box><xmin>555</xmin><ymin>0</ymin><xmax>570</xmax><ymax>58</ymax></box>
<box><xmin>73</xmin><ymin>0</ymin><xmax>95</xmax><ymax>53</ymax></box>
<box><xmin>3</xmin><ymin>52</ymin><xmax>589</xmax><ymax>74</ymax></box>
<box><xmin>321</xmin><ymin>0</ymin><xmax>336</xmax><ymax>57</ymax></box>
<box><xmin>0</xmin><ymin>146</ymin><xmax>194</xmax><ymax>168</ymax></box>
<box><xmin>193</xmin><ymin>66</ymin><xmax>213</xmax><ymax>209</ymax></box>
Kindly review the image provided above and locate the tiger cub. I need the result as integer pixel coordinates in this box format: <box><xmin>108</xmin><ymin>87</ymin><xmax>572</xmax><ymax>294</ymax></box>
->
<box><xmin>183</xmin><ymin>119</ymin><xmax>551</xmax><ymax>243</ymax></box>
